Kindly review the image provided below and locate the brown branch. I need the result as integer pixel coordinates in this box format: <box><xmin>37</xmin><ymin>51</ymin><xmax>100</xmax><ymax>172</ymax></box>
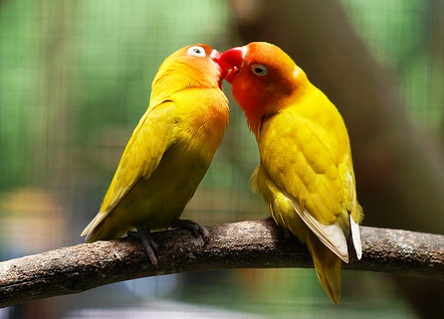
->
<box><xmin>0</xmin><ymin>219</ymin><xmax>443</xmax><ymax>308</ymax></box>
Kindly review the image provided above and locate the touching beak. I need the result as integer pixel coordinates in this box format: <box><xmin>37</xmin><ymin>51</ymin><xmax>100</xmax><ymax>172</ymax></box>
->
<box><xmin>218</xmin><ymin>47</ymin><xmax>245</xmax><ymax>83</ymax></box>
<box><xmin>210</xmin><ymin>49</ymin><xmax>223</xmax><ymax>64</ymax></box>
<box><xmin>210</xmin><ymin>49</ymin><xmax>228</xmax><ymax>88</ymax></box>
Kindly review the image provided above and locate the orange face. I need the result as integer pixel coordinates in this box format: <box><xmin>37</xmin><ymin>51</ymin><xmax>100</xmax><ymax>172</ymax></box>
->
<box><xmin>218</xmin><ymin>42</ymin><xmax>305</xmax><ymax>130</ymax></box>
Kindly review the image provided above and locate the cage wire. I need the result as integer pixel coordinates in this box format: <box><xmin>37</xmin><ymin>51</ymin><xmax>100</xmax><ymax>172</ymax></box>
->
<box><xmin>0</xmin><ymin>0</ymin><xmax>440</xmax><ymax>318</ymax></box>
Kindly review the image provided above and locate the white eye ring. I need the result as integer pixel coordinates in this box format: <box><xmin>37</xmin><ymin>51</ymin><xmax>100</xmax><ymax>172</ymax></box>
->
<box><xmin>251</xmin><ymin>64</ymin><xmax>268</xmax><ymax>76</ymax></box>
<box><xmin>188</xmin><ymin>46</ymin><xmax>206</xmax><ymax>57</ymax></box>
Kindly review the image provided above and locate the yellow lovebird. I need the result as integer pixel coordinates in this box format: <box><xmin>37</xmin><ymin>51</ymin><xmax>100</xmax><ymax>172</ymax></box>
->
<box><xmin>81</xmin><ymin>44</ymin><xmax>229</xmax><ymax>265</ymax></box>
<box><xmin>219</xmin><ymin>42</ymin><xmax>363</xmax><ymax>304</ymax></box>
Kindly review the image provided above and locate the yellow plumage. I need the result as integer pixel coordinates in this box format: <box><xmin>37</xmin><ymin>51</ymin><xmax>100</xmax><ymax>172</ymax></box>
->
<box><xmin>81</xmin><ymin>45</ymin><xmax>229</xmax><ymax>262</ymax></box>
<box><xmin>219</xmin><ymin>42</ymin><xmax>363</xmax><ymax>303</ymax></box>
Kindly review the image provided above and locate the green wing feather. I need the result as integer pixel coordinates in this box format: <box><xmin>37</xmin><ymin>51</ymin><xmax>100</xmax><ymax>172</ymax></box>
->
<box><xmin>81</xmin><ymin>101</ymin><xmax>175</xmax><ymax>239</ymax></box>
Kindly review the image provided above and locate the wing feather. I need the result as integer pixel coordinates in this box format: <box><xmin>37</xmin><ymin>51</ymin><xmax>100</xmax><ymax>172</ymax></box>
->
<box><xmin>81</xmin><ymin>101</ymin><xmax>175</xmax><ymax>238</ymax></box>
<box><xmin>259</xmin><ymin>107</ymin><xmax>355</xmax><ymax>262</ymax></box>
<box><xmin>288</xmin><ymin>193</ymin><xmax>349</xmax><ymax>262</ymax></box>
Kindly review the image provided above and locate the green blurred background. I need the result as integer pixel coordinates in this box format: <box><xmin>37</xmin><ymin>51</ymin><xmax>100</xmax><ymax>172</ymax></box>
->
<box><xmin>0</xmin><ymin>0</ymin><xmax>443</xmax><ymax>318</ymax></box>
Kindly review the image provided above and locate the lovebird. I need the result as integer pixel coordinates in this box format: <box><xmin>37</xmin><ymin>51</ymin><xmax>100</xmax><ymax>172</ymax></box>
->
<box><xmin>81</xmin><ymin>44</ymin><xmax>229</xmax><ymax>265</ymax></box>
<box><xmin>218</xmin><ymin>42</ymin><xmax>363</xmax><ymax>304</ymax></box>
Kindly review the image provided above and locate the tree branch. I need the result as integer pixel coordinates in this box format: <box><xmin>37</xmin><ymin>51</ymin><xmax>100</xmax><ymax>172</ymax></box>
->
<box><xmin>0</xmin><ymin>219</ymin><xmax>442</xmax><ymax>308</ymax></box>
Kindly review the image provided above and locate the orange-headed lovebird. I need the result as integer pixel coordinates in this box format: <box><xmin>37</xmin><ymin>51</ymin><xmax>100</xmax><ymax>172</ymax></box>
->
<box><xmin>219</xmin><ymin>42</ymin><xmax>363</xmax><ymax>303</ymax></box>
<box><xmin>81</xmin><ymin>44</ymin><xmax>229</xmax><ymax>265</ymax></box>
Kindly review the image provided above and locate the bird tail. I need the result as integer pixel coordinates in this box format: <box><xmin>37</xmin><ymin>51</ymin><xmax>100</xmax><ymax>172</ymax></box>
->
<box><xmin>307</xmin><ymin>232</ymin><xmax>342</xmax><ymax>304</ymax></box>
<box><xmin>81</xmin><ymin>211</ymin><xmax>129</xmax><ymax>242</ymax></box>
<box><xmin>81</xmin><ymin>211</ymin><xmax>108</xmax><ymax>242</ymax></box>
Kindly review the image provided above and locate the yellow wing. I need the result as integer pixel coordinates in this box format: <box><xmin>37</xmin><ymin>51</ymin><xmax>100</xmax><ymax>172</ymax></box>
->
<box><xmin>81</xmin><ymin>101</ymin><xmax>175</xmax><ymax>238</ymax></box>
<box><xmin>258</xmin><ymin>102</ymin><xmax>358</xmax><ymax>262</ymax></box>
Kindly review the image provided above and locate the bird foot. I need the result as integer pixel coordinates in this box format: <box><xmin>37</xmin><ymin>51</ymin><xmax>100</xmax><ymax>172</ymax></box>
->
<box><xmin>170</xmin><ymin>219</ymin><xmax>210</xmax><ymax>243</ymax></box>
<box><xmin>128</xmin><ymin>226</ymin><xmax>159</xmax><ymax>266</ymax></box>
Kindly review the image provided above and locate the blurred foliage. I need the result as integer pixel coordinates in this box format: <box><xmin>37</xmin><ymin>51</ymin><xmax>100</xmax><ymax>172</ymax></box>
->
<box><xmin>340</xmin><ymin>0</ymin><xmax>444</xmax><ymax>133</ymax></box>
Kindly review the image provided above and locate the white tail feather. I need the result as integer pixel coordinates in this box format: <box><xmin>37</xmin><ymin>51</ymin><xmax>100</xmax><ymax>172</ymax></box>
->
<box><xmin>350</xmin><ymin>215</ymin><xmax>362</xmax><ymax>260</ymax></box>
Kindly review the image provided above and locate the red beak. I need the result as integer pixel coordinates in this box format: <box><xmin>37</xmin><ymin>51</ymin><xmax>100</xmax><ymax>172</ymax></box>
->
<box><xmin>210</xmin><ymin>49</ymin><xmax>223</xmax><ymax>63</ymax></box>
<box><xmin>218</xmin><ymin>47</ymin><xmax>244</xmax><ymax>83</ymax></box>
<box><xmin>210</xmin><ymin>49</ymin><xmax>228</xmax><ymax>88</ymax></box>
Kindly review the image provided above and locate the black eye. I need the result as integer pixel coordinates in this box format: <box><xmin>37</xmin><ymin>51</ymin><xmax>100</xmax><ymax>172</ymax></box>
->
<box><xmin>251</xmin><ymin>64</ymin><xmax>268</xmax><ymax>76</ymax></box>
<box><xmin>188</xmin><ymin>46</ymin><xmax>206</xmax><ymax>57</ymax></box>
